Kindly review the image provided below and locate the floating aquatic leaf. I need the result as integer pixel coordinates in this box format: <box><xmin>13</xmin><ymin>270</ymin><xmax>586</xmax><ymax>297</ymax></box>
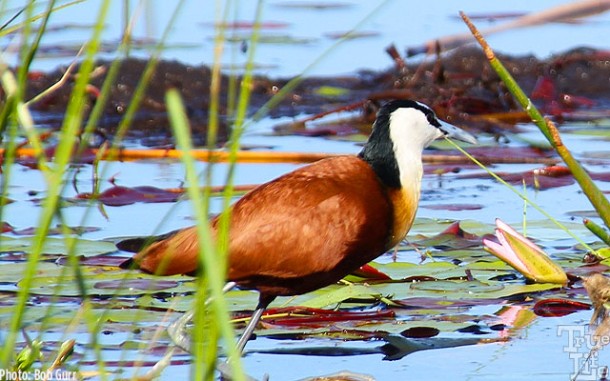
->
<box><xmin>324</xmin><ymin>30</ymin><xmax>379</xmax><ymax>40</ymax></box>
<box><xmin>293</xmin><ymin>127</ymin><xmax>338</xmax><ymax>137</ymax></box>
<box><xmin>17</xmin><ymin>145</ymin><xmax>99</xmax><ymax>168</ymax></box>
<box><xmin>55</xmin><ymin>255</ymin><xmax>128</xmax><ymax>267</ymax></box>
<box><xmin>459</xmin><ymin>165</ymin><xmax>575</xmax><ymax>190</ymax></box>
<box><xmin>533</xmin><ymin>298</ymin><xmax>590</xmax><ymax>317</ymax></box>
<box><xmin>350</xmin><ymin>264</ymin><xmax>391</xmax><ymax>280</ymax></box>
<box><xmin>298</xmin><ymin>371</ymin><xmax>379</xmax><ymax>381</ymax></box>
<box><xmin>0</xmin><ymin>236</ymin><xmax>116</xmax><ymax>257</ymax></box>
<box><xmin>11</xmin><ymin>224</ymin><xmax>100</xmax><ymax>236</ymax></box>
<box><xmin>363</xmin><ymin>261</ymin><xmax>462</xmax><ymax>281</ymax></box>
<box><xmin>299</xmin><ymin>284</ymin><xmax>382</xmax><ymax>309</ymax></box>
<box><xmin>0</xmin><ymin>262</ymin><xmax>72</xmax><ymax>284</ymax></box>
<box><xmin>267</xmin><ymin>328</ymin><xmax>385</xmax><ymax>341</ymax></box>
<box><xmin>256</xmin><ymin>307</ymin><xmax>394</xmax><ymax>327</ymax></box>
<box><xmin>373</xmin><ymin>281</ymin><xmax>561</xmax><ymax>302</ymax></box>
<box><xmin>456</xmin><ymin>324</ymin><xmax>490</xmax><ymax>335</ymax></box>
<box><xmin>1</xmin><ymin>222</ymin><xmax>15</xmax><ymax>233</ymax></box>
<box><xmin>94</xmin><ymin>279</ymin><xmax>180</xmax><ymax>291</ymax></box>
<box><xmin>291</xmin><ymin>121</ymin><xmax>362</xmax><ymax>137</ymax></box>
<box><xmin>77</xmin><ymin>185</ymin><xmax>182</xmax><ymax>206</ymax></box>
<box><xmin>400</xmin><ymin>326</ymin><xmax>440</xmax><ymax>338</ymax></box>
<box><xmin>568</xmin><ymin>263</ymin><xmax>610</xmax><ymax>277</ymax></box>
<box><xmin>394</xmin><ymin>297</ymin><xmax>505</xmax><ymax>309</ymax></box>
<box><xmin>423</xmin><ymin>163</ymin><xmax>479</xmax><ymax>175</ymax></box>
<box><xmin>409</xmin><ymin>280</ymin><xmax>504</xmax><ymax>293</ymax></box>
<box><xmin>406</xmin><ymin>219</ymin><xmax>496</xmax><ymax>243</ymax></box>
<box><xmin>597</xmin><ymin>248</ymin><xmax>610</xmax><ymax>259</ymax></box>
<box><xmin>101</xmin><ymin>308</ymin><xmax>180</xmax><ymax>324</ymax></box>
<box><xmin>457</xmin><ymin>146</ymin><xmax>556</xmax><ymax>160</ymax></box>
<box><xmin>590</xmin><ymin>171</ymin><xmax>610</xmax><ymax>182</ymax></box>
<box><xmin>24</xmin><ymin>271</ymin><xmax>194</xmax><ymax>297</ymax></box>
<box><xmin>421</xmin><ymin>203</ymin><xmax>484</xmax><ymax>211</ymax></box>
<box><xmin>412</xmin><ymin>221</ymin><xmax>483</xmax><ymax>249</ymax></box>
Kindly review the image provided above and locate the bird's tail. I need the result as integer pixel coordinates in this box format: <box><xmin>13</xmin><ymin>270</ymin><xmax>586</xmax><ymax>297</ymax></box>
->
<box><xmin>117</xmin><ymin>227</ymin><xmax>201</xmax><ymax>275</ymax></box>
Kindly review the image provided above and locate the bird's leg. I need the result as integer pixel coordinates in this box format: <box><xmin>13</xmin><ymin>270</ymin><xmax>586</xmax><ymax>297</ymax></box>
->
<box><xmin>235</xmin><ymin>305</ymin><xmax>265</xmax><ymax>354</ymax></box>
<box><xmin>167</xmin><ymin>310</ymin><xmax>194</xmax><ymax>351</ymax></box>
<box><xmin>168</xmin><ymin>281</ymin><xmax>237</xmax><ymax>352</ymax></box>
<box><xmin>235</xmin><ymin>295</ymin><xmax>275</xmax><ymax>355</ymax></box>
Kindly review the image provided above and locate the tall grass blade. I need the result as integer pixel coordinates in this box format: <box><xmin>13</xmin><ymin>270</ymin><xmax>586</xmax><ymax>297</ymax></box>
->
<box><xmin>166</xmin><ymin>89</ymin><xmax>245</xmax><ymax>381</ymax></box>
<box><xmin>16</xmin><ymin>0</ymin><xmax>55</xmax><ymax>86</ymax></box>
<box><xmin>0</xmin><ymin>0</ymin><xmax>112</xmax><ymax>368</ymax></box>
<box><xmin>0</xmin><ymin>0</ymin><xmax>85</xmax><ymax>38</ymax></box>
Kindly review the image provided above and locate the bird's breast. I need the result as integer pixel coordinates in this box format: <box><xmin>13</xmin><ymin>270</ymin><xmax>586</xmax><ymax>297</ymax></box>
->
<box><xmin>386</xmin><ymin>187</ymin><xmax>419</xmax><ymax>249</ymax></box>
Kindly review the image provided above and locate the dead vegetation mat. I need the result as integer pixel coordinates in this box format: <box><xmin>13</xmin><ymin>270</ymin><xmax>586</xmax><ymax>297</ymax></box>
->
<box><xmin>21</xmin><ymin>46</ymin><xmax>610</xmax><ymax>146</ymax></box>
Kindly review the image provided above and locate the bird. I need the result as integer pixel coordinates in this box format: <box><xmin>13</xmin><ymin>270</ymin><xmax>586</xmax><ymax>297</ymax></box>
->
<box><xmin>118</xmin><ymin>99</ymin><xmax>477</xmax><ymax>355</ymax></box>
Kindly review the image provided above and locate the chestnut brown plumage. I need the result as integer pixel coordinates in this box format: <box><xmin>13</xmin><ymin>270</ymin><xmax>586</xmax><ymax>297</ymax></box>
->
<box><xmin>119</xmin><ymin>99</ymin><xmax>477</xmax><ymax>355</ymax></box>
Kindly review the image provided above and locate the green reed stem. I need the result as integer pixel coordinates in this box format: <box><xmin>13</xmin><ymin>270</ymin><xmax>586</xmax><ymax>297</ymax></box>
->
<box><xmin>461</xmin><ymin>11</ymin><xmax>610</xmax><ymax>229</ymax></box>
<box><xmin>584</xmin><ymin>219</ymin><xmax>610</xmax><ymax>246</ymax></box>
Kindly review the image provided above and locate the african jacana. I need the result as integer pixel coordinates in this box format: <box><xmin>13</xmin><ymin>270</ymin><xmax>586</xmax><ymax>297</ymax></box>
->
<box><xmin>119</xmin><ymin>99</ymin><xmax>477</xmax><ymax>355</ymax></box>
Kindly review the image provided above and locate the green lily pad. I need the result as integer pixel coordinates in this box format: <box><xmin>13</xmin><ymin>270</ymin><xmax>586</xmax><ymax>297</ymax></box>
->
<box><xmin>0</xmin><ymin>236</ymin><xmax>116</xmax><ymax>257</ymax></box>
<box><xmin>371</xmin><ymin>281</ymin><xmax>561</xmax><ymax>301</ymax></box>
<box><xmin>23</xmin><ymin>270</ymin><xmax>194</xmax><ymax>297</ymax></box>
<box><xmin>101</xmin><ymin>307</ymin><xmax>181</xmax><ymax>324</ymax></box>
<box><xmin>410</xmin><ymin>280</ymin><xmax>505</xmax><ymax>293</ymax></box>
<box><xmin>299</xmin><ymin>284</ymin><xmax>380</xmax><ymax>309</ymax></box>
<box><xmin>0</xmin><ymin>262</ymin><xmax>67</xmax><ymax>283</ymax></box>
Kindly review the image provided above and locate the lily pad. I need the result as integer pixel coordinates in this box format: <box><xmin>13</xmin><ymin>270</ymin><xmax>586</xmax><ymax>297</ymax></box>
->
<box><xmin>410</xmin><ymin>280</ymin><xmax>505</xmax><ymax>293</ymax></box>
<box><xmin>76</xmin><ymin>186</ymin><xmax>182</xmax><ymax>206</ymax></box>
<box><xmin>0</xmin><ymin>236</ymin><xmax>116</xmax><ymax>257</ymax></box>
<box><xmin>23</xmin><ymin>270</ymin><xmax>194</xmax><ymax>297</ymax></box>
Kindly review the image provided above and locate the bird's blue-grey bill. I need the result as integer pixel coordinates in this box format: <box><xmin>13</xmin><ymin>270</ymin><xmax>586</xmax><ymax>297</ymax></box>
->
<box><xmin>440</xmin><ymin>120</ymin><xmax>478</xmax><ymax>145</ymax></box>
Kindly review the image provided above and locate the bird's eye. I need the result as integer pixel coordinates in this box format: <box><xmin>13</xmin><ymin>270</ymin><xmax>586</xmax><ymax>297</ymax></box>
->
<box><xmin>426</xmin><ymin>112</ymin><xmax>440</xmax><ymax>127</ymax></box>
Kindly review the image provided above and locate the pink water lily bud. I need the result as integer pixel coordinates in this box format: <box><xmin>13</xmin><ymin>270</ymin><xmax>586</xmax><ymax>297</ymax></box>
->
<box><xmin>482</xmin><ymin>219</ymin><xmax>567</xmax><ymax>285</ymax></box>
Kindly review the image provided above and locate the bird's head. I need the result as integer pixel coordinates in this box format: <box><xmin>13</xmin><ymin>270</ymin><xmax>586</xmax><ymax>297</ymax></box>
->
<box><xmin>376</xmin><ymin>99</ymin><xmax>477</xmax><ymax>148</ymax></box>
<box><xmin>359</xmin><ymin>100</ymin><xmax>477</xmax><ymax>188</ymax></box>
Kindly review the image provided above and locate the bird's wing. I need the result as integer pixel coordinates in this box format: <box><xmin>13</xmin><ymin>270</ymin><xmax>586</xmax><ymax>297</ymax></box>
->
<box><xmin>226</xmin><ymin>157</ymin><xmax>392</xmax><ymax>285</ymax></box>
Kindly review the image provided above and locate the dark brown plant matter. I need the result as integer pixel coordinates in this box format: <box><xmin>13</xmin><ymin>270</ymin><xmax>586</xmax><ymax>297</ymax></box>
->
<box><xmin>22</xmin><ymin>45</ymin><xmax>610</xmax><ymax>147</ymax></box>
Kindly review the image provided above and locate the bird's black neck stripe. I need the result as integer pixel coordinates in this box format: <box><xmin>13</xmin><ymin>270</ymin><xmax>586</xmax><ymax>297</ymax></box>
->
<box><xmin>358</xmin><ymin>107</ymin><xmax>401</xmax><ymax>189</ymax></box>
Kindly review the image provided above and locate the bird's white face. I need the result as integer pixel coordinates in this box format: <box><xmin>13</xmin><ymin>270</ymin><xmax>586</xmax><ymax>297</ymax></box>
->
<box><xmin>386</xmin><ymin>106</ymin><xmax>441</xmax><ymax>199</ymax></box>
<box><xmin>389</xmin><ymin>106</ymin><xmax>446</xmax><ymax>153</ymax></box>
<box><xmin>388</xmin><ymin>103</ymin><xmax>477</xmax><ymax>159</ymax></box>
<box><xmin>386</xmin><ymin>103</ymin><xmax>476</xmax><ymax>197</ymax></box>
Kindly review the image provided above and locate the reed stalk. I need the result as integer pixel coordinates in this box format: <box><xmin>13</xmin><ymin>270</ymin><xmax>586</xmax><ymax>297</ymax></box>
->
<box><xmin>461</xmin><ymin>11</ymin><xmax>610</xmax><ymax>229</ymax></box>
